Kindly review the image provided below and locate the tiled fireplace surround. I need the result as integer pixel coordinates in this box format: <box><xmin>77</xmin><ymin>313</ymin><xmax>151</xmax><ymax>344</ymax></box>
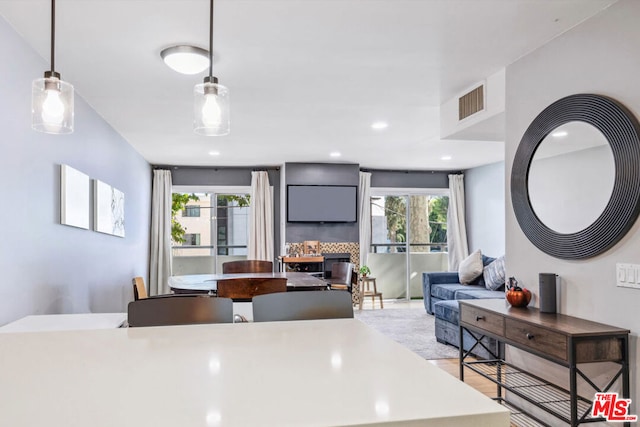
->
<box><xmin>286</xmin><ymin>242</ymin><xmax>361</xmax><ymax>304</ymax></box>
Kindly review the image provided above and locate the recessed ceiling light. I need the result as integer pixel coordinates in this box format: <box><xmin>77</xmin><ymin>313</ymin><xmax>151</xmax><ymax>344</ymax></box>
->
<box><xmin>208</xmin><ymin>150</ymin><xmax>220</xmax><ymax>156</ymax></box>
<box><xmin>160</xmin><ymin>45</ymin><xmax>210</xmax><ymax>75</ymax></box>
<box><xmin>371</xmin><ymin>121</ymin><xmax>388</xmax><ymax>130</ymax></box>
<box><xmin>330</xmin><ymin>152</ymin><xmax>341</xmax><ymax>157</ymax></box>
<box><xmin>441</xmin><ymin>155</ymin><xmax>452</xmax><ymax>161</ymax></box>
<box><xmin>551</xmin><ymin>130</ymin><xmax>568</xmax><ymax>138</ymax></box>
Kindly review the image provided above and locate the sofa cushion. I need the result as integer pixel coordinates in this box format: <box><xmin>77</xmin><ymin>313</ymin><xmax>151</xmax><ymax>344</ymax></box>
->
<box><xmin>468</xmin><ymin>254</ymin><xmax>496</xmax><ymax>287</ymax></box>
<box><xmin>434</xmin><ymin>300</ymin><xmax>460</xmax><ymax>326</ymax></box>
<box><xmin>456</xmin><ymin>289</ymin><xmax>505</xmax><ymax>300</ymax></box>
<box><xmin>483</xmin><ymin>255</ymin><xmax>506</xmax><ymax>290</ymax></box>
<box><xmin>458</xmin><ymin>250</ymin><xmax>483</xmax><ymax>284</ymax></box>
<box><xmin>431</xmin><ymin>283</ymin><xmax>469</xmax><ymax>300</ymax></box>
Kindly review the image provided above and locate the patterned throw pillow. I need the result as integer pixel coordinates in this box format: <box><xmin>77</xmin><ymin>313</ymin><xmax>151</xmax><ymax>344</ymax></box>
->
<box><xmin>483</xmin><ymin>255</ymin><xmax>506</xmax><ymax>290</ymax></box>
<box><xmin>458</xmin><ymin>249</ymin><xmax>483</xmax><ymax>284</ymax></box>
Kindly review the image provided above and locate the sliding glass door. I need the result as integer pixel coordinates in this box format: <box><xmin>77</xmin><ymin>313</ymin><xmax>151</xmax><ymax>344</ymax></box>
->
<box><xmin>369</xmin><ymin>190</ymin><xmax>449</xmax><ymax>300</ymax></box>
<box><xmin>171</xmin><ymin>187</ymin><xmax>251</xmax><ymax>275</ymax></box>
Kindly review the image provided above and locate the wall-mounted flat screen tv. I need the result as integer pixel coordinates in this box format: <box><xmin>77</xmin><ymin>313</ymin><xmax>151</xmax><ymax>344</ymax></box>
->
<box><xmin>287</xmin><ymin>185</ymin><xmax>357</xmax><ymax>223</ymax></box>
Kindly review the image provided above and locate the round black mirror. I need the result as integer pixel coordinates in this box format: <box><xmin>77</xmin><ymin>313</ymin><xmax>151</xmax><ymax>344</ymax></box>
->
<box><xmin>511</xmin><ymin>94</ymin><xmax>640</xmax><ymax>259</ymax></box>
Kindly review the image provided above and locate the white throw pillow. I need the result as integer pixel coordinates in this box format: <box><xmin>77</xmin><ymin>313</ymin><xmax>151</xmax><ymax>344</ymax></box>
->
<box><xmin>458</xmin><ymin>250</ymin><xmax>484</xmax><ymax>284</ymax></box>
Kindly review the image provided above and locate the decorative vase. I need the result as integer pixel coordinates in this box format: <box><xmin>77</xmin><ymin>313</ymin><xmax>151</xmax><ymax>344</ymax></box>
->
<box><xmin>506</xmin><ymin>288</ymin><xmax>532</xmax><ymax>307</ymax></box>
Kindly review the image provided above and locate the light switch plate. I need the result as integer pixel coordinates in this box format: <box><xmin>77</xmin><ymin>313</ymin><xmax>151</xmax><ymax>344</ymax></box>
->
<box><xmin>617</xmin><ymin>263</ymin><xmax>640</xmax><ymax>289</ymax></box>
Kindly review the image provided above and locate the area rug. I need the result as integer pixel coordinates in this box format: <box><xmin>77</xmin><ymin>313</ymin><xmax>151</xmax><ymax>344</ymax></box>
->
<box><xmin>354</xmin><ymin>308</ymin><xmax>459</xmax><ymax>360</ymax></box>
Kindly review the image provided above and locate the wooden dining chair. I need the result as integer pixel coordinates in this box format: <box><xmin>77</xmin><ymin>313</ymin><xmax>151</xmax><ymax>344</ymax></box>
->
<box><xmin>132</xmin><ymin>276</ymin><xmax>148</xmax><ymax>300</ymax></box>
<box><xmin>328</xmin><ymin>262</ymin><xmax>355</xmax><ymax>292</ymax></box>
<box><xmin>252</xmin><ymin>290</ymin><xmax>354</xmax><ymax>322</ymax></box>
<box><xmin>222</xmin><ymin>260</ymin><xmax>273</xmax><ymax>274</ymax></box>
<box><xmin>127</xmin><ymin>295</ymin><xmax>233</xmax><ymax>327</ymax></box>
<box><xmin>216</xmin><ymin>277</ymin><xmax>287</xmax><ymax>302</ymax></box>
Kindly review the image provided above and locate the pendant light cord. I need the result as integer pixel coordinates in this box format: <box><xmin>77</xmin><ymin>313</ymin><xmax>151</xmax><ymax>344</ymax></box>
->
<box><xmin>50</xmin><ymin>0</ymin><xmax>56</xmax><ymax>73</ymax></box>
<box><xmin>208</xmin><ymin>0</ymin><xmax>214</xmax><ymax>78</ymax></box>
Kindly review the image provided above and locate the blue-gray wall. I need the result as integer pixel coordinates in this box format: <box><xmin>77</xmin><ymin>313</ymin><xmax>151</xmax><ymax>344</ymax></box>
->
<box><xmin>370</xmin><ymin>170</ymin><xmax>450</xmax><ymax>188</ymax></box>
<box><xmin>465</xmin><ymin>162</ymin><xmax>505</xmax><ymax>257</ymax></box>
<box><xmin>0</xmin><ymin>16</ymin><xmax>151</xmax><ymax>325</ymax></box>
<box><xmin>285</xmin><ymin>163</ymin><xmax>359</xmax><ymax>242</ymax></box>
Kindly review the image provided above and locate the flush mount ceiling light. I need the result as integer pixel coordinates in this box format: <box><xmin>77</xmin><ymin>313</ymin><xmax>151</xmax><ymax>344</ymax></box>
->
<box><xmin>160</xmin><ymin>45</ymin><xmax>210</xmax><ymax>75</ymax></box>
<box><xmin>32</xmin><ymin>0</ymin><xmax>74</xmax><ymax>134</ymax></box>
<box><xmin>194</xmin><ymin>0</ymin><xmax>230</xmax><ymax>136</ymax></box>
<box><xmin>371</xmin><ymin>121</ymin><xmax>388</xmax><ymax>130</ymax></box>
<box><xmin>330</xmin><ymin>152</ymin><xmax>341</xmax><ymax>157</ymax></box>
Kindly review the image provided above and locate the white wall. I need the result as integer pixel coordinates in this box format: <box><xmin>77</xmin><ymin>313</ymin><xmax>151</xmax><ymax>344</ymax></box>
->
<box><xmin>0</xmin><ymin>16</ymin><xmax>151</xmax><ymax>324</ymax></box>
<box><xmin>506</xmin><ymin>0</ymin><xmax>640</xmax><ymax>413</ymax></box>
<box><xmin>440</xmin><ymin>68</ymin><xmax>505</xmax><ymax>141</ymax></box>
<box><xmin>465</xmin><ymin>161</ymin><xmax>505</xmax><ymax>257</ymax></box>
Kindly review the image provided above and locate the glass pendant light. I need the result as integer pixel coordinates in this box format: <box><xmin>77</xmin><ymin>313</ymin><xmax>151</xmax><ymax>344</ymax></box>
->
<box><xmin>194</xmin><ymin>0</ymin><xmax>230</xmax><ymax>136</ymax></box>
<box><xmin>32</xmin><ymin>0</ymin><xmax>74</xmax><ymax>134</ymax></box>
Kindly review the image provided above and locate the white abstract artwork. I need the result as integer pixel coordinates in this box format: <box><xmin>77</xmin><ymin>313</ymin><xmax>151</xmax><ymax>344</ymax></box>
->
<box><xmin>94</xmin><ymin>179</ymin><xmax>125</xmax><ymax>237</ymax></box>
<box><xmin>61</xmin><ymin>164</ymin><xmax>90</xmax><ymax>230</ymax></box>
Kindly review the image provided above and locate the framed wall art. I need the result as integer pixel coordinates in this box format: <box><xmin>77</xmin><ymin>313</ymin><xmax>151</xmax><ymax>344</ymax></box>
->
<box><xmin>94</xmin><ymin>179</ymin><xmax>125</xmax><ymax>237</ymax></box>
<box><xmin>60</xmin><ymin>164</ymin><xmax>90</xmax><ymax>230</ymax></box>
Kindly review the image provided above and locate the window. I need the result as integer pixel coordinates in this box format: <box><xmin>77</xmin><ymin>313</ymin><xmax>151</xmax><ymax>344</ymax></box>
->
<box><xmin>182</xmin><ymin>205</ymin><xmax>201</xmax><ymax>217</ymax></box>
<box><xmin>183</xmin><ymin>233</ymin><xmax>201</xmax><ymax>246</ymax></box>
<box><xmin>371</xmin><ymin>194</ymin><xmax>448</xmax><ymax>253</ymax></box>
<box><xmin>369</xmin><ymin>191</ymin><xmax>449</xmax><ymax>300</ymax></box>
<box><xmin>171</xmin><ymin>189</ymin><xmax>251</xmax><ymax>268</ymax></box>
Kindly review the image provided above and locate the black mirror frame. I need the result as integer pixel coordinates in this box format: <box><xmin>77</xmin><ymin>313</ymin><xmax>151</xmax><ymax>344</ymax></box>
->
<box><xmin>511</xmin><ymin>94</ymin><xmax>640</xmax><ymax>259</ymax></box>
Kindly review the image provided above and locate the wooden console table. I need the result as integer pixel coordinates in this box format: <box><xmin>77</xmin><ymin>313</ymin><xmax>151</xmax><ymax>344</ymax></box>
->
<box><xmin>459</xmin><ymin>299</ymin><xmax>630</xmax><ymax>427</ymax></box>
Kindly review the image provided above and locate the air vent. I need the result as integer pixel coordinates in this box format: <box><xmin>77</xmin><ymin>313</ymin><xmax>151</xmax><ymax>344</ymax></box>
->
<box><xmin>458</xmin><ymin>85</ymin><xmax>484</xmax><ymax>120</ymax></box>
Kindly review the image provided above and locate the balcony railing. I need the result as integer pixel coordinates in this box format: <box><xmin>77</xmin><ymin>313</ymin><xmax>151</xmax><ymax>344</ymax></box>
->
<box><xmin>171</xmin><ymin>244</ymin><xmax>247</xmax><ymax>256</ymax></box>
<box><xmin>371</xmin><ymin>242</ymin><xmax>448</xmax><ymax>253</ymax></box>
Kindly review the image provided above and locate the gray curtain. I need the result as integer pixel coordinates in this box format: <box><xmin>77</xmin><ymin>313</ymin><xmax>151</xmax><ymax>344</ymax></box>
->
<box><xmin>248</xmin><ymin>171</ymin><xmax>274</xmax><ymax>262</ymax></box>
<box><xmin>150</xmin><ymin>170</ymin><xmax>172</xmax><ymax>295</ymax></box>
<box><xmin>358</xmin><ymin>172</ymin><xmax>372</xmax><ymax>268</ymax></box>
<box><xmin>447</xmin><ymin>174</ymin><xmax>469</xmax><ymax>271</ymax></box>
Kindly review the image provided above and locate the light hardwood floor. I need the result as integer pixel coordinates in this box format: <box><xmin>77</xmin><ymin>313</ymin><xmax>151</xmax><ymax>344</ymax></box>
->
<box><xmin>428</xmin><ymin>358</ymin><xmax>498</xmax><ymax>398</ymax></box>
<box><xmin>429</xmin><ymin>358</ymin><xmax>520</xmax><ymax>427</ymax></box>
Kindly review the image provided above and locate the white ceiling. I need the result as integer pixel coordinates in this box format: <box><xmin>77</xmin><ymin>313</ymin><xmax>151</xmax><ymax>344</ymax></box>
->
<box><xmin>0</xmin><ymin>0</ymin><xmax>616</xmax><ymax>170</ymax></box>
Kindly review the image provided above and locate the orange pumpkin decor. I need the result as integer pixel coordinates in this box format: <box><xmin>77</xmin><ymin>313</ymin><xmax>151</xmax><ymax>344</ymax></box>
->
<box><xmin>506</xmin><ymin>277</ymin><xmax>532</xmax><ymax>308</ymax></box>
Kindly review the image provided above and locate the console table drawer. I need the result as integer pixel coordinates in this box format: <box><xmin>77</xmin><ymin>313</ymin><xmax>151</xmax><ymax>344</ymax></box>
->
<box><xmin>460</xmin><ymin>306</ymin><xmax>504</xmax><ymax>336</ymax></box>
<box><xmin>505</xmin><ymin>319</ymin><xmax>567</xmax><ymax>361</ymax></box>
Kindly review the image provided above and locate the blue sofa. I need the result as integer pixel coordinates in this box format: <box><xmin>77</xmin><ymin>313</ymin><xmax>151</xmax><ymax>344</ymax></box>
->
<box><xmin>422</xmin><ymin>256</ymin><xmax>504</xmax><ymax>359</ymax></box>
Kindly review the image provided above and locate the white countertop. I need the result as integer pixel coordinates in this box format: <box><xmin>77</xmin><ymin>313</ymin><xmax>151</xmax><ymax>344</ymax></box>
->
<box><xmin>0</xmin><ymin>313</ymin><xmax>127</xmax><ymax>333</ymax></box>
<box><xmin>0</xmin><ymin>319</ymin><xmax>509</xmax><ymax>426</ymax></box>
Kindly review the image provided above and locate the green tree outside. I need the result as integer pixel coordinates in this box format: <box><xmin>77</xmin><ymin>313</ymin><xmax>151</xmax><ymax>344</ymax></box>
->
<box><xmin>171</xmin><ymin>193</ymin><xmax>200</xmax><ymax>244</ymax></box>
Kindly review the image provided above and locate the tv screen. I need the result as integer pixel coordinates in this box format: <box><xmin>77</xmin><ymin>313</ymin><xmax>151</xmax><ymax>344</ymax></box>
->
<box><xmin>287</xmin><ymin>185</ymin><xmax>357</xmax><ymax>223</ymax></box>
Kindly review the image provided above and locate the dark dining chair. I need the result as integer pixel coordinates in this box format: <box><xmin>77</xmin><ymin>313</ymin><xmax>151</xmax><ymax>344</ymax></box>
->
<box><xmin>132</xmin><ymin>276</ymin><xmax>148</xmax><ymax>300</ymax></box>
<box><xmin>216</xmin><ymin>277</ymin><xmax>287</xmax><ymax>302</ymax></box>
<box><xmin>127</xmin><ymin>295</ymin><xmax>233</xmax><ymax>327</ymax></box>
<box><xmin>252</xmin><ymin>290</ymin><xmax>354</xmax><ymax>322</ymax></box>
<box><xmin>328</xmin><ymin>262</ymin><xmax>355</xmax><ymax>292</ymax></box>
<box><xmin>222</xmin><ymin>260</ymin><xmax>273</xmax><ymax>274</ymax></box>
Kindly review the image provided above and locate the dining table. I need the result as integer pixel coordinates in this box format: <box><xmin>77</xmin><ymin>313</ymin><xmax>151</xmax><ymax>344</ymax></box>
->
<box><xmin>0</xmin><ymin>318</ymin><xmax>509</xmax><ymax>426</ymax></box>
<box><xmin>168</xmin><ymin>271</ymin><xmax>329</xmax><ymax>293</ymax></box>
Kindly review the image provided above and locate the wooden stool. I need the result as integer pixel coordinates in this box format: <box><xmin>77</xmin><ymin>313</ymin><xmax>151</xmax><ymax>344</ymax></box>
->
<box><xmin>358</xmin><ymin>277</ymin><xmax>383</xmax><ymax>310</ymax></box>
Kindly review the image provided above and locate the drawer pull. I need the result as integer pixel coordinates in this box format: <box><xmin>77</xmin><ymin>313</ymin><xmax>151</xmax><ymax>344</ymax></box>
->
<box><xmin>526</xmin><ymin>333</ymin><xmax>534</xmax><ymax>340</ymax></box>
<box><xmin>475</xmin><ymin>315</ymin><xmax>485</xmax><ymax>321</ymax></box>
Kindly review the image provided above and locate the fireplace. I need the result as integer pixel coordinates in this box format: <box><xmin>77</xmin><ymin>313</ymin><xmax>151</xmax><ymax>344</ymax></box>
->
<box><xmin>322</xmin><ymin>253</ymin><xmax>351</xmax><ymax>278</ymax></box>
